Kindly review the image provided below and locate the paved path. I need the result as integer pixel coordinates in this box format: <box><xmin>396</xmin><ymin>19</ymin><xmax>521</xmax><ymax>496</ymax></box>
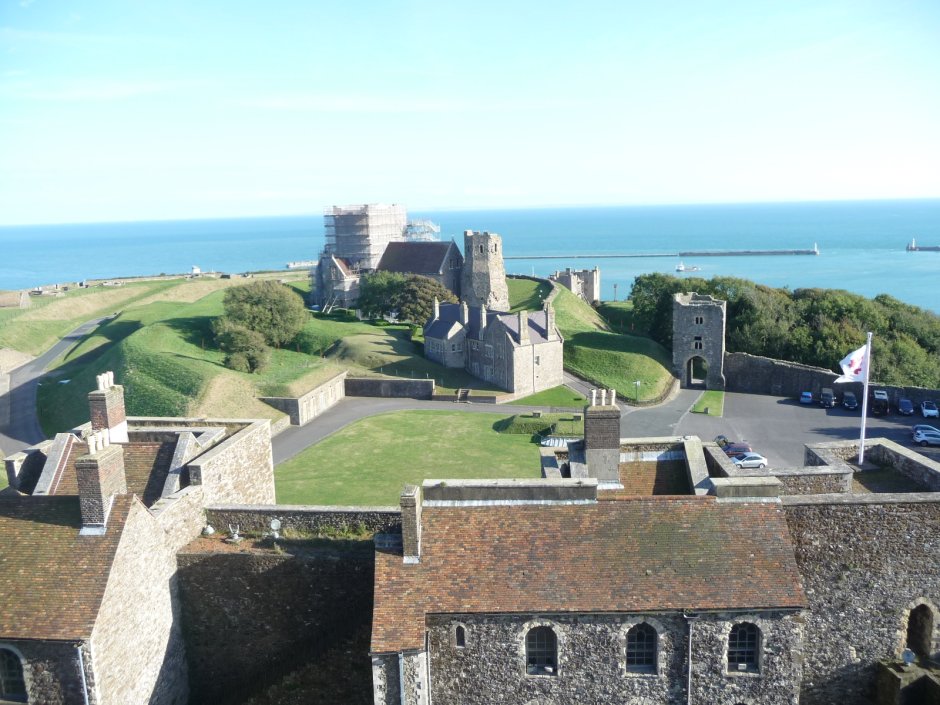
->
<box><xmin>0</xmin><ymin>317</ymin><xmax>107</xmax><ymax>457</ymax></box>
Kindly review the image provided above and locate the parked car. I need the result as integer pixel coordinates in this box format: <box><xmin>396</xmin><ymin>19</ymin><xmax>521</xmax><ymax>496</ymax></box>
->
<box><xmin>897</xmin><ymin>398</ymin><xmax>915</xmax><ymax>416</ymax></box>
<box><xmin>913</xmin><ymin>429</ymin><xmax>940</xmax><ymax>447</ymax></box>
<box><xmin>912</xmin><ymin>424</ymin><xmax>940</xmax><ymax>437</ymax></box>
<box><xmin>921</xmin><ymin>400</ymin><xmax>939</xmax><ymax>419</ymax></box>
<box><xmin>799</xmin><ymin>391</ymin><xmax>813</xmax><ymax>404</ymax></box>
<box><xmin>842</xmin><ymin>391</ymin><xmax>858</xmax><ymax>410</ymax></box>
<box><xmin>732</xmin><ymin>452</ymin><xmax>768</xmax><ymax>469</ymax></box>
<box><xmin>714</xmin><ymin>435</ymin><xmax>752</xmax><ymax>457</ymax></box>
<box><xmin>819</xmin><ymin>388</ymin><xmax>836</xmax><ymax>408</ymax></box>
<box><xmin>869</xmin><ymin>389</ymin><xmax>890</xmax><ymax>416</ymax></box>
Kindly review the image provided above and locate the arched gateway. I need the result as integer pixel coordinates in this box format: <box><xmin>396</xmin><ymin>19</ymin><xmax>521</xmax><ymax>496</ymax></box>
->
<box><xmin>673</xmin><ymin>292</ymin><xmax>726</xmax><ymax>390</ymax></box>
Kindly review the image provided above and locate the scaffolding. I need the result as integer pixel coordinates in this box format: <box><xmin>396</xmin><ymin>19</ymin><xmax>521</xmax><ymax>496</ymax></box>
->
<box><xmin>323</xmin><ymin>204</ymin><xmax>407</xmax><ymax>270</ymax></box>
<box><xmin>404</xmin><ymin>219</ymin><xmax>441</xmax><ymax>242</ymax></box>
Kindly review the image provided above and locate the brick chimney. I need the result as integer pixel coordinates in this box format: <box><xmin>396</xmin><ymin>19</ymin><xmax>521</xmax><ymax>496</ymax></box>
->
<box><xmin>584</xmin><ymin>389</ymin><xmax>622</xmax><ymax>485</ymax></box>
<box><xmin>75</xmin><ymin>431</ymin><xmax>127</xmax><ymax>534</ymax></box>
<box><xmin>88</xmin><ymin>371</ymin><xmax>128</xmax><ymax>443</ymax></box>
<box><xmin>400</xmin><ymin>484</ymin><xmax>422</xmax><ymax>563</ymax></box>
<box><xmin>518</xmin><ymin>310</ymin><xmax>529</xmax><ymax>344</ymax></box>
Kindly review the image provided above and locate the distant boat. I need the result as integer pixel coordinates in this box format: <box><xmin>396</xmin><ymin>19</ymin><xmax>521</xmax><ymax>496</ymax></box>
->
<box><xmin>676</xmin><ymin>262</ymin><xmax>701</xmax><ymax>272</ymax></box>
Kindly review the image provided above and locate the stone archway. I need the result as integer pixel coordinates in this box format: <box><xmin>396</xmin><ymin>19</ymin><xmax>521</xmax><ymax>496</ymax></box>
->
<box><xmin>907</xmin><ymin>604</ymin><xmax>934</xmax><ymax>658</ymax></box>
<box><xmin>686</xmin><ymin>356</ymin><xmax>708</xmax><ymax>388</ymax></box>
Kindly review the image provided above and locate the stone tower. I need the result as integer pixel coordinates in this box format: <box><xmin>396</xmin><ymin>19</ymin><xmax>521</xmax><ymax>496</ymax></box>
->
<box><xmin>672</xmin><ymin>292</ymin><xmax>726</xmax><ymax>389</ymax></box>
<box><xmin>460</xmin><ymin>230</ymin><xmax>510</xmax><ymax>311</ymax></box>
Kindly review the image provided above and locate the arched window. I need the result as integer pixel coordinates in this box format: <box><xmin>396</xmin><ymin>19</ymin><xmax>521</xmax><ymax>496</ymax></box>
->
<box><xmin>626</xmin><ymin>623</ymin><xmax>657</xmax><ymax>673</ymax></box>
<box><xmin>907</xmin><ymin>604</ymin><xmax>934</xmax><ymax>658</ymax></box>
<box><xmin>525</xmin><ymin>626</ymin><xmax>557</xmax><ymax>676</ymax></box>
<box><xmin>728</xmin><ymin>623</ymin><xmax>760</xmax><ymax>673</ymax></box>
<box><xmin>455</xmin><ymin>625</ymin><xmax>466</xmax><ymax>648</ymax></box>
<box><xmin>0</xmin><ymin>648</ymin><xmax>26</xmax><ymax>702</ymax></box>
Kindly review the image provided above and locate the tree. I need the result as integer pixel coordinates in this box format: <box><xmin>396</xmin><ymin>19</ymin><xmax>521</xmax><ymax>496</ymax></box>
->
<box><xmin>212</xmin><ymin>318</ymin><xmax>271</xmax><ymax>373</ymax></box>
<box><xmin>221</xmin><ymin>281</ymin><xmax>307</xmax><ymax>347</ymax></box>
<box><xmin>398</xmin><ymin>275</ymin><xmax>457</xmax><ymax>323</ymax></box>
<box><xmin>357</xmin><ymin>271</ymin><xmax>407</xmax><ymax>319</ymax></box>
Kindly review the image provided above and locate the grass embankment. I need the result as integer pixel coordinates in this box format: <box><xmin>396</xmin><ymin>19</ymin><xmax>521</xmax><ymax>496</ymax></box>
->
<box><xmin>507</xmin><ymin>277</ymin><xmax>553</xmax><ymax>312</ymax></box>
<box><xmin>494</xmin><ymin>413</ymin><xmax>584</xmax><ymax>438</ymax></box>
<box><xmin>275</xmin><ymin>411</ymin><xmax>540</xmax><ymax>505</ymax></box>
<box><xmin>509</xmin><ymin>386</ymin><xmax>586</xmax><ymax>407</ymax></box>
<box><xmin>552</xmin><ymin>287</ymin><xmax>674</xmax><ymax>403</ymax></box>
<box><xmin>691</xmin><ymin>390</ymin><xmax>725</xmax><ymax>416</ymax></box>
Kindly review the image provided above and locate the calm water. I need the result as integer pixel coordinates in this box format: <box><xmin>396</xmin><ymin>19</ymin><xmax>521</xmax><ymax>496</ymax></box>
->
<box><xmin>1</xmin><ymin>200</ymin><xmax>938</xmax><ymax>312</ymax></box>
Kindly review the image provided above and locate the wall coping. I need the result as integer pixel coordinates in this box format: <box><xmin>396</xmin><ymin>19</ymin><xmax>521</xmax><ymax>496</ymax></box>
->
<box><xmin>258</xmin><ymin>369</ymin><xmax>348</xmax><ymax>403</ymax></box>
<box><xmin>206</xmin><ymin>503</ymin><xmax>400</xmax><ymax>513</ymax></box>
<box><xmin>422</xmin><ymin>478</ymin><xmax>598</xmax><ymax>503</ymax></box>
<box><xmin>782</xmin><ymin>492</ymin><xmax>940</xmax><ymax>506</ymax></box>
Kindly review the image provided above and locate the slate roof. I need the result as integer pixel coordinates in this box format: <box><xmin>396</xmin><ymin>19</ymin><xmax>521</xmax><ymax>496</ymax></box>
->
<box><xmin>372</xmin><ymin>497</ymin><xmax>806</xmax><ymax>653</ymax></box>
<box><xmin>0</xmin><ymin>494</ymin><xmax>133</xmax><ymax>640</ymax></box>
<box><xmin>424</xmin><ymin>302</ymin><xmax>552</xmax><ymax>344</ymax></box>
<box><xmin>377</xmin><ymin>241</ymin><xmax>456</xmax><ymax>275</ymax></box>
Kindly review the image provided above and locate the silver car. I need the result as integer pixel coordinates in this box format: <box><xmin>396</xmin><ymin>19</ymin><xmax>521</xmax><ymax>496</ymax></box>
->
<box><xmin>732</xmin><ymin>452</ymin><xmax>768</xmax><ymax>469</ymax></box>
<box><xmin>913</xmin><ymin>430</ymin><xmax>940</xmax><ymax>447</ymax></box>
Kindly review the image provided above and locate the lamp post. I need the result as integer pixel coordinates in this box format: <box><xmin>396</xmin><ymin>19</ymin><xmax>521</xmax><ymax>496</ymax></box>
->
<box><xmin>613</xmin><ymin>283</ymin><xmax>618</xmax><ymax>302</ymax></box>
<box><xmin>634</xmin><ymin>380</ymin><xmax>641</xmax><ymax>404</ymax></box>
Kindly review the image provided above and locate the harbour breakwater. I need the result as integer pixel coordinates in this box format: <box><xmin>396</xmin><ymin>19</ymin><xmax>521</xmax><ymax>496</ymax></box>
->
<box><xmin>505</xmin><ymin>246</ymin><xmax>819</xmax><ymax>260</ymax></box>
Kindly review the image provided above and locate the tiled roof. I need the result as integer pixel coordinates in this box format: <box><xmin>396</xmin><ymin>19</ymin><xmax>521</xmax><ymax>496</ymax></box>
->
<box><xmin>0</xmin><ymin>494</ymin><xmax>133</xmax><ymax>640</ymax></box>
<box><xmin>425</xmin><ymin>302</ymin><xmax>552</xmax><ymax>344</ymax></box>
<box><xmin>377</xmin><ymin>241</ymin><xmax>456</xmax><ymax>275</ymax></box>
<box><xmin>372</xmin><ymin>497</ymin><xmax>805</xmax><ymax>653</ymax></box>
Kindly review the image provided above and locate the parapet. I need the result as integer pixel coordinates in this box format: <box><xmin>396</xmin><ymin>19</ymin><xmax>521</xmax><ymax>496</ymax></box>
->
<box><xmin>421</xmin><ymin>478</ymin><xmax>598</xmax><ymax>505</ymax></box>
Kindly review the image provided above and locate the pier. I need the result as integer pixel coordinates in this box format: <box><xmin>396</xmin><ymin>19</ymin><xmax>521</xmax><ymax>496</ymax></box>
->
<box><xmin>504</xmin><ymin>245</ymin><xmax>820</xmax><ymax>260</ymax></box>
<box><xmin>906</xmin><ymin>239</ymin><xmax>940</xmax><ymax>252</ymax></box>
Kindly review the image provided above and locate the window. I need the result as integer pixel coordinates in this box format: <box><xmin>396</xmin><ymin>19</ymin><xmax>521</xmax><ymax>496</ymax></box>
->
<box><xmin>693</xmin><ymin>336</ymin><xmax>703</xmax><ymax>350</ymax></box>
<box><xmin>525</xmin><ymin>626</ymin><xmax>557</xmax><ymax>676</ymax></box>
<box><xmin>695</xmin><ymin>316</ymin><xmax>704</xmax><ymax>325</ymax></box>
<box><xmin>728</xmin><ymin>623</ymin><xmax>760</xmax><ymax>673</ymax></box>
<box><xmin>907</xmin><ymin>604</ymin><xmax>934</xmax><ymax>657</ymax></box>
<box><xmin>479</xmin><ymin>245</ymin><xmax>484</xmax><ymax>254</ymax></box>
<box><xmin>535</xmin><ymin>355</ymin><xmax>540</xmax><ymax>365</ymax></box>
<box><xmin>626</xmin><ymin>623</ymin><xmax>657</xmax><ymax>673</ymax></box>
<box><xmin>0</xmin><ymin>648</ymin><xmax>26</xmax><ymax>702</ymax></box>
<box><xmin>455</xmin><ymin>625</ymin><xmax>466</xmax><ymax>648</ymax></box>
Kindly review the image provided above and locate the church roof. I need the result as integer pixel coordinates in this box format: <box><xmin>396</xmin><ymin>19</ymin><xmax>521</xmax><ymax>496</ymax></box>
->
<box><xmin>0</xmin><ymin>494</ymin><xmax>134</xmax><ymax>640</ymax></box>
<box><xmin>371</xmin><ymin>497</ymin><xmax>806</xmax><ymax>653</ymax></box>
<box><xmin>377</xmin><ymin>241</ymin><xmax>457</xmax><ymax>275</ymax></box>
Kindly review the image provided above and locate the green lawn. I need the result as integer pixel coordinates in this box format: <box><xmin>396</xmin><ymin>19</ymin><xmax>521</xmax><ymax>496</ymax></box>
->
<box><xmin>507</xmin><ymin>278</ymin><xmax>553</xmax><ymax>312</ymax></box>
<box><xmin>275</xmin><ymin>411</ymin><xmax>541</xmax><ymax>505</ymax></box>
<box><xmin>494</xmin><ymin>412</ymin><xmax>584</xmax><ymax>437</ymax></box>
<box><xmin>691</xmin><ymin>390</ymin><xmax>725</xmax><ymax>416</ymax></box>
<box><xmin>509</xmin><ymin>385</ymin><xmax>587</xmax><ymax>407</ymax></box>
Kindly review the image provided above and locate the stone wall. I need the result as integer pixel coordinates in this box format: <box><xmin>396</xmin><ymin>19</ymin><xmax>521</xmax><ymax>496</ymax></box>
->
<box><xmin>204</xmin><ymin>504</ymin><xmax>402</xmax><ymax>535</ymax></box>
<box><xmin>187</xmin><ymin>420</ymin><xmax>275</xmax><ymax>505</ymax></box>
<box><xmin>783</xmin><ymin>496</ymin><xmax>940</xmax><ymax>705</ymax></box>
<box><xmin>771</xmin><ymin>468</ymin><xmax>852</xmax><ymax>495</ymax></box>
<box><xmin>673</xmin><ymin>293</ymin><xmax>726</xmax><ymax>389</ymax></box>
<box><xmin>177</xmin><ymin>542</ymin><xmax>375</xmax><ymax>705</ymax></box>
<box><xmin>344</xmin><ymin>377</ymin><xmax>435</xmax><ymax>399</ymax></box>
<box><xmin>91</xmin><ymin>500</ymin><xmax>191</xmax><ymax>705</ymax></box>
<box><xmin>260</xmin><ymin>371</ymin><xmax>347</xmax><ymax>426</ymax></box>
<box><xmin>424</xmin><ymin>610</ymin><xmax>803</xmax><ymax>705</ymax></box>
<box><xmin>0</xmin><ymin>640</ymin><xmax>89</xmax><ymax>705</ymax></box>
<box><xmin>868</xmin><ymin>440</ymin><xmax>940</xmax><ymax>491</ymax></box>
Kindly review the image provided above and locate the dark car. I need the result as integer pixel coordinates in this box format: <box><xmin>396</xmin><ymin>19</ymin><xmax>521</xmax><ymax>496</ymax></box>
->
<box><xmin>842</xmin><ymin>391</ymin><xmax>858</xmax><ymax>410</ymax></box>
<box><xmin>714</xmin><ymin>435</ymin><xmax>753</xmax><ymax>457</ymax></box>
<box><xmin>819</xmin><ymin>388</ymin><xmax>836</xmax><ymax>408</ymax></box>
<box><xmin>898</xmin><ymin>398</ymin><xmax>914</xmax><ymax>416</ymax></box>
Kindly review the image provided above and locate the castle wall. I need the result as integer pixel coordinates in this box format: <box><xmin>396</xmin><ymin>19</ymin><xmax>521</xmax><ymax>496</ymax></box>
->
<box><xmin>90</xmin><ymin>499</ymin><xmax>192</xmax><ymax>705</ymax></box>
<box><xmin>260</xmin><ymin>371</ymin><xmax>347</xmax><ymax>426</ymax></box>
<box><xmin>0</xmin><ymin>640</ymin><xmax>92</xmax><ymax>705</ymax></box>
<box><xmin>177</xmin><ymin>542</ymin><xmax>375</xmax><ymax>705</ymax></box>
<box><xmin>783</xmin><ymin>496</ymin><xmax>940</xmax><ymax>705</ymax></box>
<box><xmin>345</xmin><ymin>378</ymin><xmax>435</xmax><ymax>399</ymax></box>
<box><xmin>187</xmin><ymin>420</ymin><xmax>275</xmax><ymax>505</ymax></box>
<box><xmin>425</xmin><ymin>611</ymin><xmax>803</xmax><ymax>705</ymax></box>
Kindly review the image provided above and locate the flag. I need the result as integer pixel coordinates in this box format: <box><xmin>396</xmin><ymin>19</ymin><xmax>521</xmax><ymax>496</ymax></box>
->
<box><xmin>835</xmin><ymin>343</ymin><xmax>868</xmax><ymax>383</ymax></box>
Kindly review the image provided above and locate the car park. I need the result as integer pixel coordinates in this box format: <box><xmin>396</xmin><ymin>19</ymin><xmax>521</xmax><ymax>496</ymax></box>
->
<box><xmin>732</xmin><ymin>452</ymin><xmax>768</xmax><ymax>469</ymax></box>
<box><xmin>842</xmin><ymin>391</ymin><xmax>858</xmax><ymax>410</ymax></box>
<box><xmin>819</xmin><ymin>388</ymin><xmax>836</xmax><ymax>408</ymax></box>
<box><xmin>921</xmin><ymin>400</ymin><xmax>939</xmax><ymax>418</ymax></box>
<box><xmin>913</xmin><ymin>429</ymin><xmax>940</xmax><ymax>447</ymax></box>
<box><xmin>714</xmin><ymin>435</ymin><xmax>752</xmax><ymax>457</ymax></box>
<box><xmin>912</xmin><ymin>424</ymin><xmax>940</xmax><ymax>437</ymax></box>
<box><xmin>799</xmin><ymin>391</ymin><xmax>813</xmax><ymax>404</ymax></box>
<box><xmin>869</xmin><ymin>389</ymin><xmax>890</xmax><ymax>415</ymax></box>
<box><xmin>897</xmin><ymin>398</ymin><xmax>914</xmax><ymax>416</ymax></box>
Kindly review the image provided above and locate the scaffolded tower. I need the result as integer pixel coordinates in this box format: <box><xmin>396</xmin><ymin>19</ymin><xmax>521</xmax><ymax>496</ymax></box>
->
<box><xmin>323</xmin><ymin>204</ymin><xmax>408</xmax><ymax>271</ymax></box>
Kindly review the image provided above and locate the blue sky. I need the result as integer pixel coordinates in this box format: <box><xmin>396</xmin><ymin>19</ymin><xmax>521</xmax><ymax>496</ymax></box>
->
<box><xmin>1</xmin><ymin>0</ymin><xmax>938</xmax><ymax>224</ymax></box>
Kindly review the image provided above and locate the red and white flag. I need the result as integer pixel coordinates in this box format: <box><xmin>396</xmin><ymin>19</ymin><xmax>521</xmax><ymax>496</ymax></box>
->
<box><xmin>835</xmin><ymin>343</ymin><xmax>868</xmax><ymax>383</ymax></box>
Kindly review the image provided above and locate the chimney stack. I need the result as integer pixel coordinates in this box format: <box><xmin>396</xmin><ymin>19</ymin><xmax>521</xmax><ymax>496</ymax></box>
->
<box><xmin>400</xmin><ymin>484</ymin><xmax>422</xmax><ymax>563</ymax></box>
<box><xmin>477</xmin><ymin>304</ymin><xmax>487</xmax><ymax>337</ymax></box>
<box><xmin>460</xmin><ymin>301</ymin><xmax>469</xmax><ymax>325</ymax></box>
<box><xmin>544</xmin><ymin>302</ymin><xmax>556</xmax><ymax>340</ymax></box>
<box><xmin>433</xmin><ymin>297</ymin><xmax>440</xmax><ymax>321</ymax></box>
<box><xmin>518</xmin><ymin>310</ymin><xmax>529</xmax><ymax>344</ymax></box>
<box><xmin>75</xmin><ymin>430</ymin><xmax>127</xmax><ymax>534</ymax></box>
<box><xmin>584</xmin><ymin>390</ymin><xmax>622</xmax><ymax>485</ymax></box>
<box><xmin>88</xmin><ymin>371</ymin><xmax>128</xmax><ymax>443</ymax></box>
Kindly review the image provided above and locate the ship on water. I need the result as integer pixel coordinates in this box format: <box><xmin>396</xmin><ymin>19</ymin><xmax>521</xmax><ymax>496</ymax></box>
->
<box><xmin>906</xmin><ymin>238</ymin><xmax>940</xmax><ymax>252</ymax></box>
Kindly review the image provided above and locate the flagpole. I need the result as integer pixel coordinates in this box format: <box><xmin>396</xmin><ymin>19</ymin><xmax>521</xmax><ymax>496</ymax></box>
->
<box><xmin>858</xmin><ymin>331</ymin><xmax>873</xmax><ymax>465</ymax></box>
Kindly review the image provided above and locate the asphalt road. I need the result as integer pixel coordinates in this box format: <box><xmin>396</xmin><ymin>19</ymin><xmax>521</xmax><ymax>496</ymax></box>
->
<box><xmin>0</xmin><ymin>317</ymin><xmax>107</xmax><ymax>456</ymax></box>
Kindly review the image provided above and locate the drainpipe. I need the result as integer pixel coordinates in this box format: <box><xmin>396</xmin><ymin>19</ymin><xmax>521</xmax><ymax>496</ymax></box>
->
<box><xmin>398</xmin><ymin>651</ymin><xmax>406</xmax><ymax>705</ymax></box>
<box><xmin>425</xmin><ymin>632</ymin><xmax>433</xmax><ymax>705</ymax></box>
<box><xmin>683</xmin><ymin>613</ymin><xmax>700</xmax><ymax>705</ymax></box>
<box><xmin>76</xmin><ymin>643</ymin><xmax>91</xmax><ymax>705</ymax></box>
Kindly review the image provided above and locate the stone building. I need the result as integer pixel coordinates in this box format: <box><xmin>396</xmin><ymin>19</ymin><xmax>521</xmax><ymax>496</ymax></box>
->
<box><xmin>423</xmin><ymin>300</ymin><xmax>563</xmax><ymax>395</ymax></box>
<box><xmin>0</xmin><ymin>373</ymin><xmax>275</xmax><ymax>705</ymax></box>
<box><xmin>460</xmin><ymin>230</ymin><xmax>509</xmax><ymax>311</ymax></box>
<box><xmin>371</xmin><ymin>480</ymin><xmax>807</xmax><ymax>705</ymax></box>
<box><xmin>314</xmin><ymin>254</ymin><xmax>361</xmax><ymax>309</ymax></box>
<box><xmin>673</xmin><ymin>292</ymin><xmax>726</xmax><ymax>389</ymax></box>
<box><xmin>549</xmin><ymin>266</ymin><xmax>601</xmax><ymax>303</ymax></box>
<box><xmin>375</xmin><ymin>240</ymin><xmax>464</xmax><ymax>298</ymax></box>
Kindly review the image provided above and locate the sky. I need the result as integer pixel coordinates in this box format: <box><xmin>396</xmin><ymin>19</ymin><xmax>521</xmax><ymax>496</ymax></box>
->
<box><xmin>1</xmin><ymin>0</ymin><xmax>939</xmax><ymax>225</ymax></box>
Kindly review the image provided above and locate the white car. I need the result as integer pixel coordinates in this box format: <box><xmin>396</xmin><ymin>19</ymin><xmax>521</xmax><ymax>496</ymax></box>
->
<box><xmin>912</xmin><ymin>424</ymin><xmax>940</xmax><ymax>437</ymax></box>
<box><xmin>913</xmin><ymin>429</ymin><xmax>940</xmax><ymax>447</ymax></box>
<box><xmin>732</xmin><ymin>452</ymin><xmax>768</xmax><ymax>469</ymax></box>
<box><xmin>921</xmin><ymin>400</ymin><xmax>939</xmax><ymax>418</ymax></box>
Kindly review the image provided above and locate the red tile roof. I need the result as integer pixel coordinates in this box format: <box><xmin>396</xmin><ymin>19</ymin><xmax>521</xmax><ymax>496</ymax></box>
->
<box><xmin>51</xmin><ymin>441</ymin><xmax>174</xmax><ymax>507</ymax></box>
<box><xmin>0</xmin><ymin>494</ymin><xmax>134</xmax><ymax>640</ymax></box>
<box><xmin>372</xmin><ymin>497</ymin><xmax>805</xmax><ymax>653</ymax></box>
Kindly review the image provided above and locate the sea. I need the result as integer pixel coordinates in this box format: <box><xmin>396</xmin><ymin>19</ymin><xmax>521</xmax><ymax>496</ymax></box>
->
<box><xmin>1</xmin><ymin>199</ymin><xmax>939</xmax><ymax>313</ymax></box>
